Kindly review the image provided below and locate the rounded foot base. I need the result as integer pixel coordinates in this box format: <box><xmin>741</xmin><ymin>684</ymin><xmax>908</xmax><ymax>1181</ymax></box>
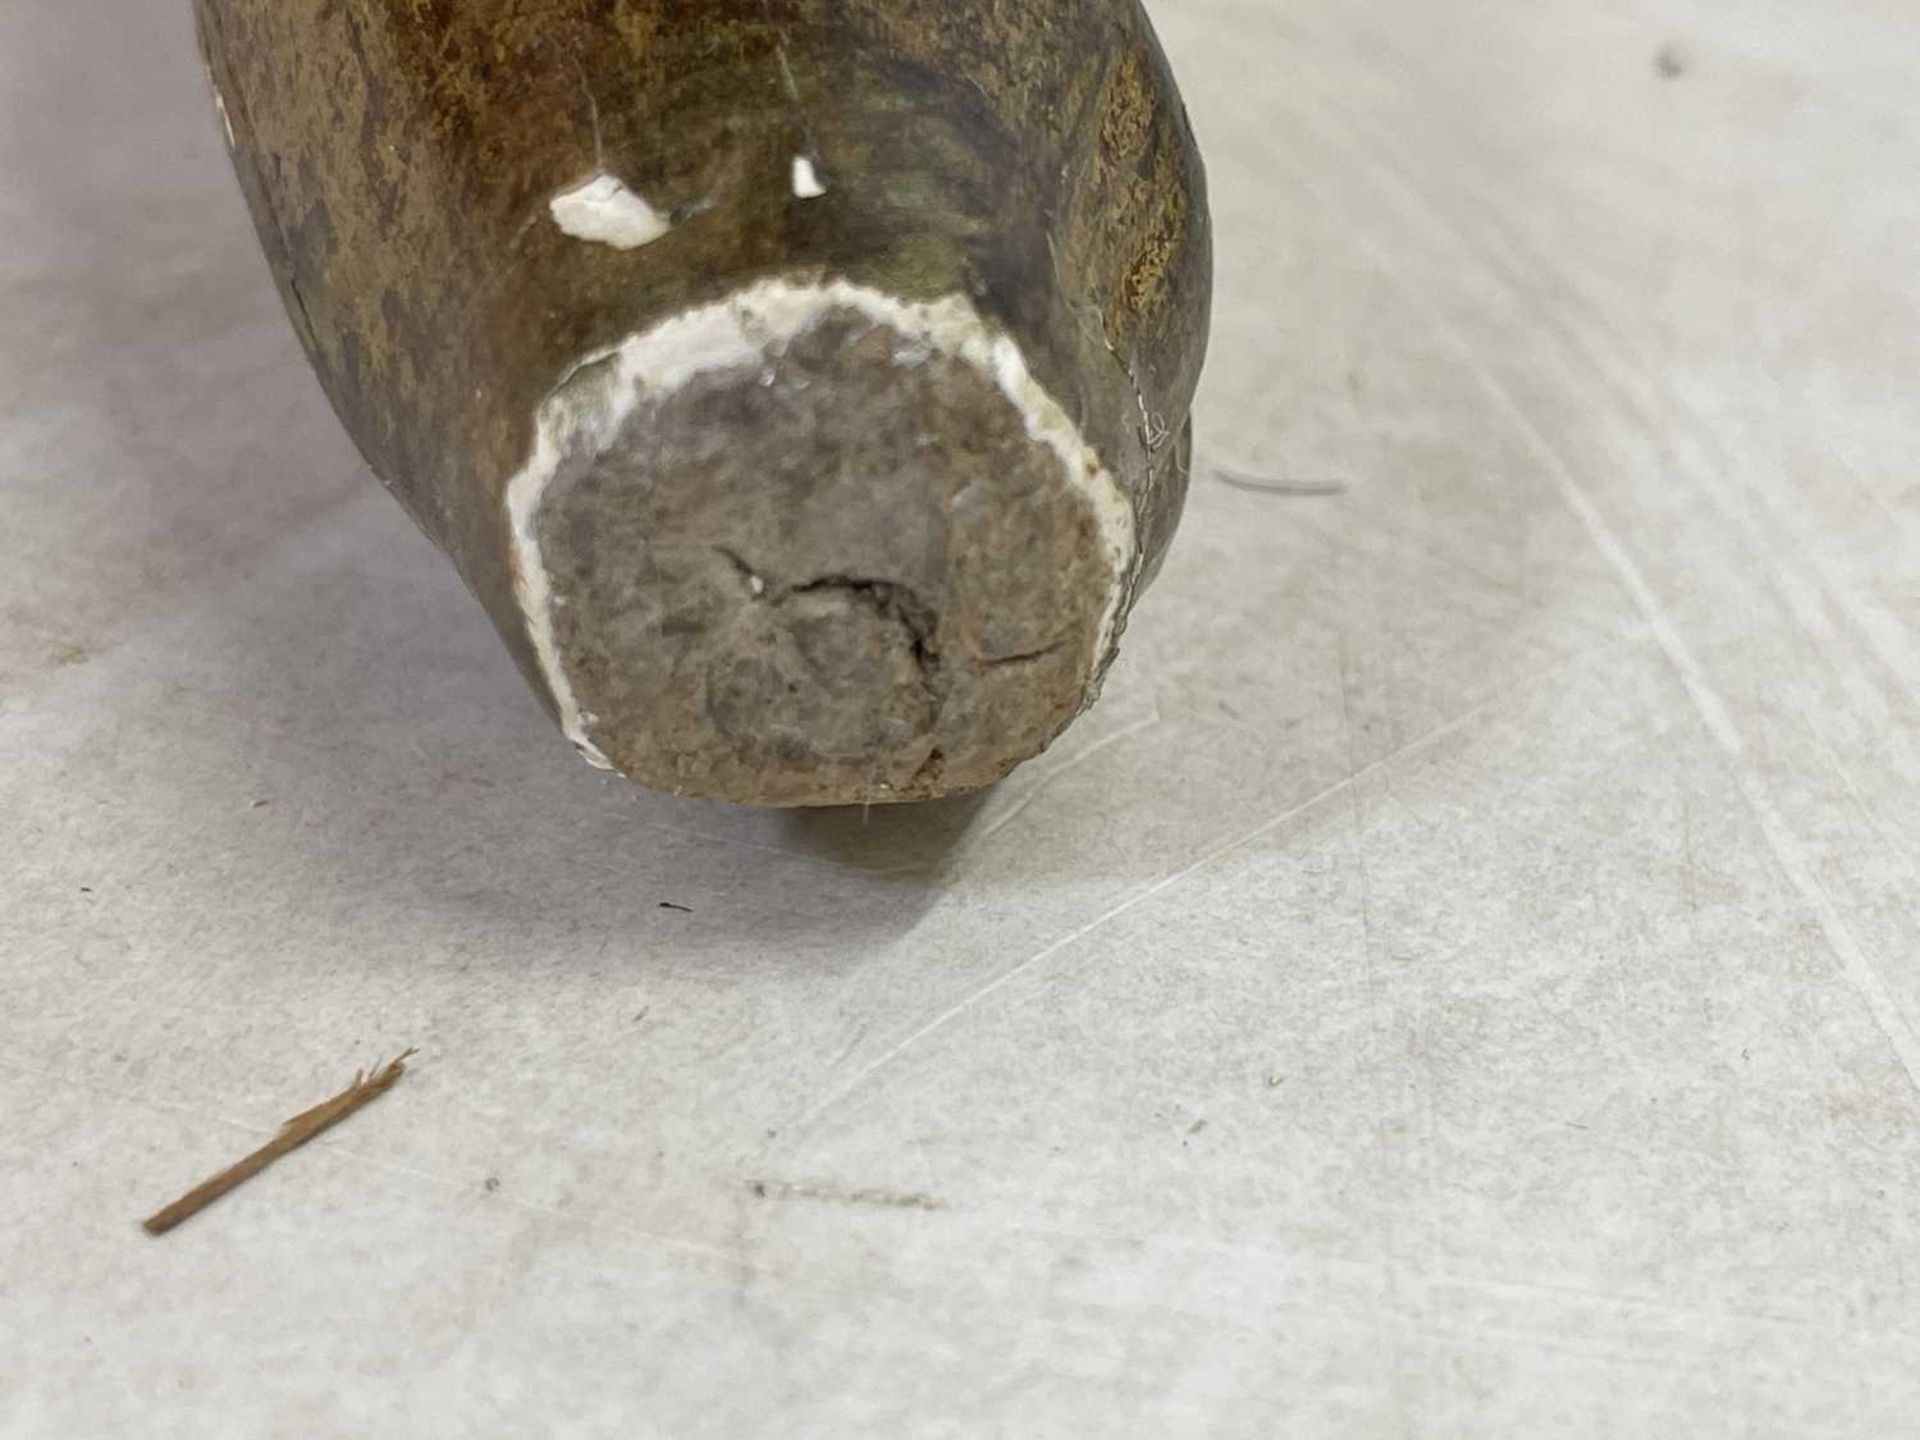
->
<box><xmin>508</xmin><ymin>279</ymin><xmax>1133</xmax><ymax>807</ymax></box>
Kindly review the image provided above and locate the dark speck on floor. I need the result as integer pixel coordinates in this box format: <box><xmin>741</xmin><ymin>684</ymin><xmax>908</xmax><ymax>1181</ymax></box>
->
<box><xmin>1655</xmin><ymin>43</ymin><xmax>1690</xmax><ymax>79</ymax></box>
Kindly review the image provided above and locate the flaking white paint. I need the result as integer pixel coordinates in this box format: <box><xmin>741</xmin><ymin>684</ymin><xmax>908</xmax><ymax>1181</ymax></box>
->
<box><xmin>548</xmin><ymin>173</ymin><xmax>672</xmax><ymax>250</ymax></box>
<box><xmin>791</xmin><ymin>156</ymin><xmax>827</xmax><ymax>199</ymax></box>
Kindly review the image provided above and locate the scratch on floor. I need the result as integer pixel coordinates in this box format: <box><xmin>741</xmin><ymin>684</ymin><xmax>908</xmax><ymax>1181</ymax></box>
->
<box><xmin>792</xmin><ymin>647</ymin><xmax>1610</xmax><ymax>1132</ymax></box>
<box><xmin>1292</xmin><ymin>82</ymin><xmax>1920</xmax><ymax>919</ymax></box>
<box><xmin>1325</xmin><ymin>81</ymin><xmax>1920</xmax><ymax>723</ymax></box>
<box><xmin>971</xmin><ymin>709</ymin><xmax>1164</xmax><ymax>844</ymax></box>
<box><xmin>1335</xmin><ymin>220</ymin><xmax>1920</xmax><ymax>1101</ymax></box>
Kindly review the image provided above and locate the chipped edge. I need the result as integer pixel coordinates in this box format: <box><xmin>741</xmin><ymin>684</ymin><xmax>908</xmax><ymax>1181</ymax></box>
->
<box><xmin>549</xmin><ymin>173</ymin><xmax>673</xmax><ymax>250</ymax></box>
<box><xmin>504</xmin><ymin>276</ymin><xmax>1137</xmax><ymax>773</ymax></box>
<box><xmin>791</xmin><ymin>156</ymin><xmax>828</xmax><ymax>199</ymax></box>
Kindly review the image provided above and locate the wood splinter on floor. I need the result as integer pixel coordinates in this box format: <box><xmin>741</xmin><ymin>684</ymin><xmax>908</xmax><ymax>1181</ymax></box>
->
<box><xmin>141</xmin><ymin>1049</ymin><xmax>418</xmax><ymax>1236</ymax></box>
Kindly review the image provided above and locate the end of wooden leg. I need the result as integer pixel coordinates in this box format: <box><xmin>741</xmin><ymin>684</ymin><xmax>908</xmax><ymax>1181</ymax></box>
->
<box><xmin>511</xmin><ymin>278</ymin><xmax>1129</xmax><ymax>806</ymax></box>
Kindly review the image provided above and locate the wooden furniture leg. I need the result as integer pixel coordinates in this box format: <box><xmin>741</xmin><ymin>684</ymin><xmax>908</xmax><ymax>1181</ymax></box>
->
<box><xmin>195</xmin><ymin>0</ymin><xmax>1211</xmax><ymax>806</ymax></box>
